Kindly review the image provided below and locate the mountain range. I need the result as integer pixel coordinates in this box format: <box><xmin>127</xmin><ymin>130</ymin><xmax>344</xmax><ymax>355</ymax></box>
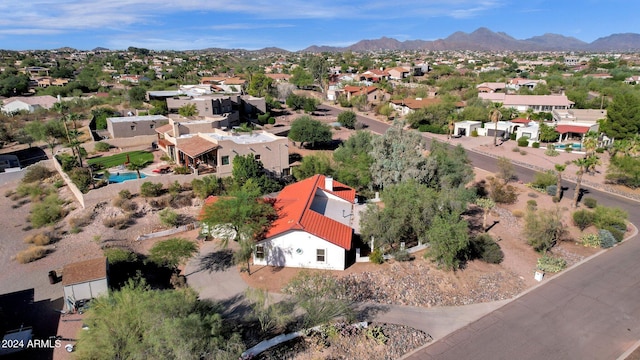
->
<box><xmin>302</xmin><ymin>27</ymin><xmax>640</xmax><ymax>53</ymax></box>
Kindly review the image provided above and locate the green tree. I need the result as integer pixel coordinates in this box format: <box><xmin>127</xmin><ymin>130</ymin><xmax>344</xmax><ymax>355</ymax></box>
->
<box><xmin>292</xmin><ymin>154</ymin><xmax>333</xmax><ymax>181</ymax></box>
<box><xmin>247</xmin><ymin>72</ymin><xmax>273</xmax><ymax>97</ymax></box>
<box><xmin>148</xmin><ymin>238</ymin><xmax>197</xmax><ymax>272</ymax></box>
<box><xmin>369</xmin><ymin>122</ymin><xmax>431</xmax><ymax>189</ymax></box>
<box><xmin>126</xmin><ymin>159</ymin><xmax>148</xmax><ymax>179</ymax></box>
<box><xmin>179</xmin><ymin>103</ymin><xmax>198</xmax><ymax>117</ymax></box>
<box><xmin>572</xmin><ymin>155</ymin><xmax>599</xmax><ymax>208</ymax></box>
<box><xmin>75</xmin><ymin>280</ymin><xmax>243</xmax><ymax>360</ymax></box>
<box><xmin>0</xmin><ymin>72</ymin><xmax>30</xmax><ymax>97</ymax></box>
<box><xmin>489</xmin><ymin>102</ymin><xmax>504</xmax><ymax>146</ymax></box>
<box><xmin>128</xmin><ymin>86</ymin><xmax>147</xmax><ymax>104</ymax></box>
<box><xmin>200</xmin><ymin>182</ymin><xmax>277</xmax><ymax>274</ymax></box>
<box><xmin>600</xmin><ymin>90</ymin><xmax>640</xmax><ymax>140</ymax></box>
<box><xmin>337</xmin><ymin>110</ymin><xmax>357</xmax><ymax>129</ymax></box>
<box><xmin>232</xmin><ymin>153</ymin><xmax>263</xmax><ymax>186</ymax></box>
<box><xmin>425</xmin><ymin>212</ymin><xmax>470</xmax><ymax>271</ymax></box>
<box><xmin>427</xmin><ymin>141</ymin><xmax>474</xmax><ymax>190</ymax></box>
<box><xmin>288</xmin><ymin>115</ymin><xmax>332</xmax><ymax>148</ymax></box>
<box><xmin>191</xmin><ymin>175</ymin><xmax>224</xmax><ymax>199</ymax></box>
<box><xmin>538</xmin><ymin>122</ymin><xmax>559</xmax><ymax>143</ymax></box>
<box><xmin>476</xmin><ymin>198</ymin><xmax>496</xmax><ymax>231</ymax></box>
<box><xmin>290</xmin><ymin>66</ymin><xmax>314</xmax><ymax>88</ymax></box>
<box><xmin>333</xmin><ymin>131</ymin><xmax>373</xmax><ymax>192</ymax></box>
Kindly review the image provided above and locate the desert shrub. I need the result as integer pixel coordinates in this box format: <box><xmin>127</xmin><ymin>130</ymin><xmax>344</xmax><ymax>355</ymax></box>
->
<box><xmin>168</xmin><ymin>181</ymin><xmax>182</xmax><ymax>195</ymax></box>
<box><xmin>393</xmin><ymin>249</ymin><xmax>411</xmax><ymax>262</ymax></box>
<box><xmin>94</xmin><ymin>141</ymin><xmax>111</xmax><ymax>152</ymax></box>
<box><xmin>517</xmin><ymin>137</ymin><xmax>529</xmax><ymax>147</ymax></box>
<box><xmin>103</xmin><ymin>248</ymin><xmax>138</xmax><ymax>265</ymax></box>
<box><xmin>470</xmin><ymin>129</ymin><xmax>478</xmax><ymax>137</ymax></box>
<box><xmin>22</xmin><ymin>164</ymin><xmax>54</xmax><ymax>183</ymax></box>
<box><xmin>173</xmin><ymin>166</ymin><xmax>191</xmax><ymax>174</ymax></box>
<box><xmin>527</xmin><ymin>192</ymin><xmax>538</xmax><ymax>198</ymax></box>
<box><xmin>565</xmin><ymin>147</ymin><xmax>573</xmax><ymax>153</ymax></box>
<box><xmin>582</xmin><ymin>197</ymin><xmax>597</xmax><ymax>209</ymax></box>
<box><xmin>169</xmin><ymin>193</ymin><xmax>192</xmax><ymax>208</ymax></box>
<box><xmin>545</xmin><ymin>144</ymin><xmax>559</xmax><ymax>157</ymax></box>
<box><xmin>30</xmin><ymin>194</ymin><xmax>65</xmax><ymax>228</ymax></box>
<box><xmin>532</xmin><ymin>142</ymin><xmax>540</xmax><ymax>148</ymax></box>
<box><xmin>512</xmin><ymin>146</ymin><xmax>520</xmax><ymax>152</ymax></box>
<box><xmin>69</xmin><ymin>167</ymin><xmax>92</xmax><ymax>193</ymax></box>
<box><xmin>366</xmin><ymin>326</ymin><xmax>388</xmax><ymax>345</ymax></box>
<box><xmin>524</xmin><ymin>208</ymin><xmax>566</xmax><ymax>252</ymax></box>
<box><xmin>551</xmin><ymin>196</ymin><xmax>560</xmax><ymax>203</ymax></box>
<box><xmin>537</xmin><ymin>254</ymin><xmax>566</xmax><ymax>273</ymax></box>
<box><xmin>140</xmin><ymin>181</ymin><xmax>163</xmax><ymax>197</ymax></box>
<box><xmin>118</xmin><ymin>189</ymin><xmax>132</xmax><ymax>199</ymax></box>
<box><xmin>488</xmin><ymin>178</ymin><xmax>518</xmax><ymax>204</ymax></box>
<box><xmin>595</xmin><ymin>147</ymin><xmax>605</xmax><ymax>153</ymax></box>
<box><xmin>23</xmin><ymin>233</ymin><xmax>51</xmax><ymax>246</ymax></box>
<box><xmin>546</xmin><ymin>185</ymin><xmax>557</xmax><ymax>196</ymax></box>
<box><xmin>531</xmin><ymin>171</ymin><xmax>557</xmax><ymax>190</ymax></box>
<box><xmin>592</xmin><ymin>205</ymin><xmax>627</xmax><ymax>231</ymax></box>
<box><xmin>519</xmin><ymin>150</ymin><xmax>527</xmax><ymax>155</ymax></box>
<box><xmin>68</xmin><ymin>213</ymin><xmax>93</xmax><ymax>228</ymax></box>
<box><xmin>369</xmin><ymin>248</ymin><xmax>384</xmax><ymax>264</ymax></box>
<box><xmin>16</xmin><ymin>183</ymin><xmax>50</xmax><ymax>199</ymax></box>
<box><xmin>580</xmin><ymin>233</ymin><xmax>600</xmax><ymax>248</ymax></box>
<box><xmin>469</xmin><ymin>234</ymin><xmax>504</xmax><ymax>264</ymax></box>
<box><xmin>159</xmin><ymin>208</ymin><xmax>179</xmax><ymax>227</ymax></box>
<box><xmin>509</xmin><ymin>133</ymin><xmax>517</xmax><ymax>140</ymax></box>
<box><xmin>268</xmin><ymin>117</ymin><xmax>276</xmax><ymax>125</ymax></box>
<box><xmin>149</xmin><ymin>196</ymin><xmax>170</xmax><ymax>209</ymax></box>
<box><xmin>602</xmin><ymin>226</ymin><xmax>624</xmax><ymax>242</ymax></box>
<box><xmin>512</xmin><ymin>209</ymin><xmax>524</xmax><ymax>218</ymax></box>
<box><xmin>526</xmin><ymin>200</ymin><xmax>537</xmax><ymax>210</ymax></box>
<box><xmin>598</xmin><ymin>229</ymin><xmax>617</xmax><ymax>248</ymax></box>
<box><xmin>102</xmin><ymin>215</ymin><xmax>131</xmax><ymax>229</ymax></box>
<box><xmin>572</xmin><ymin>210</ymin><xmax>595</xmax><ymax>231</ymax></box>
<box><xmin>113</xmin><ymin>197</ymin><xmax>137</xmax><ymax>212</ymax></box>
<box><xmin>16</xmin><ymin>246</ymin><xmax>47</xmax><ymax>264</ymax></box>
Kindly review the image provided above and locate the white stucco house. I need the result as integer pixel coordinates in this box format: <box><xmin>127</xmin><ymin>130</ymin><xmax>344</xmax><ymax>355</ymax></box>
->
<box><xmin>453</xmin><ymin>120</ymin><xmax>482</xmax><ymax>137</ymax></box>
<box><xmin>253</xmin><ymin>174</ymin><xmax>356</xmax><ymax>270</ymax></box>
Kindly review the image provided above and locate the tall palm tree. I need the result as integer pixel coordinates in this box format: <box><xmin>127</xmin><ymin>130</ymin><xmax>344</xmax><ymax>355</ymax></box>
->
<box><xmin>572</xmin><ymin>155</ymin><xmax>598</xmax><ymax>208</ymax></box>
<box><xmin>126</xmin><ymin>160</ymin><xmax>147</xmax><ymax>179</ymax></box>
<box><xmin>582</xmin><ymin>131</ymin><xmax>599</xmax><ymax>156</ymax></box>
<box><xmin>554</xmin><ymin>164</ymin><xmax>566</xmax><ymax>199</ymax></box>
<box><xmin>489</xmin><ymin>102</ymin><xmax>504</xmax><ymax>146</ymax></box>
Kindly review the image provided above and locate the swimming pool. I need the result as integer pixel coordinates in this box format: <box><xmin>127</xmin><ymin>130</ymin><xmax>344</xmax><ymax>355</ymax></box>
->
<box><xmin>109</xmin><ymin>172</ymin><xmax>146</xmax><ymax>183</ymax></box>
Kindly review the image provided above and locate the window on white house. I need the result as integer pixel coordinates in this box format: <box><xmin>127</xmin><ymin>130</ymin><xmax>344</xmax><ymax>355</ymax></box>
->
<box><xmin>316</xmin><ymin>249</ymin><xmax>326</xmax><ymax>262</ymax></box>
<box><xmin>255</xmin><ymin>245</ymin><xmax>265</xmax><ymax>260</ymax></box>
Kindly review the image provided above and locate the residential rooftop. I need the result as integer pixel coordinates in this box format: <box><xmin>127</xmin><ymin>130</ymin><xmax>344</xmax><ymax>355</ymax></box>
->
<box><xmin>107</xmin><ymin>115</ymin><xmax>168</xmax><ymax>123</ymax></box>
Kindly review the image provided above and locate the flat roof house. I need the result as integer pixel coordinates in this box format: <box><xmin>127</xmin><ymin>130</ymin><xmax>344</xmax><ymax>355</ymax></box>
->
<box><xmin>1</xmin><ymin>95</ymin><xmax>57</xmax><ymax>114</ymax></box>
<box><xmin>106</xmin><ymin>115</ymin><xmax>169</xmax><ymax>138</ymax></box>
<box><xmin>156</xmin><ymin>118</ymin><xmax>289</xmax><ymax>177</ymax></box>
<box><xmin>479</xmin><ymin>93</ymin><xmax>574</xmax><ymax>112</ymax></box>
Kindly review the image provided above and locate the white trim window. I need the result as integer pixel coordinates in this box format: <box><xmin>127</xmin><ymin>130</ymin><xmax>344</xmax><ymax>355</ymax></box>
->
<box><xmin>255</xmin><ymin>245</ymin><xmax>265</xmax><ymax>260</ymax></box>
<box><xmin>316</xmin><ymin>249</ymin><xmax>326</xmax><ymax>262</ymax></box>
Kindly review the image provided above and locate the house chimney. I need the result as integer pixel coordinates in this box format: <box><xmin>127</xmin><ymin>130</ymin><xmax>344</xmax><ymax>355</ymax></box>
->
<box><xmin>172</xmin><ymin>120</ymin><xmax>180</xmax><ymax>137</ymax></box>
<box><xmin>324</xmin><ymin>176</ymin><xmax>333</xmax><ymax>192</ymax></box>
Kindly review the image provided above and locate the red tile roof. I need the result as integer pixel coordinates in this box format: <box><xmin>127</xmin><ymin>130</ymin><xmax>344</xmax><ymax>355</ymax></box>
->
<box><xmin>178</xmin><ymin>135</ymin><xmax>218</xmax><ymax>158</ymax></box>
<box><xmin>267</xmin><ymin>175</ymin><xmax>355</xmax><ymax>250</ymax></box>
<box><xmin>555</xmin><ymin>125</ymin><xmax>590</xmax><ymax>134</ymax></box>
<box><xmin>344</xmin><ymin>85</ymin><xmax>378</xmax><ymax>95</ymax></box>
<box><xmin>511</xmin><ymin>118</ymin><xmax>531</xmax><ymax>124</ymax></box>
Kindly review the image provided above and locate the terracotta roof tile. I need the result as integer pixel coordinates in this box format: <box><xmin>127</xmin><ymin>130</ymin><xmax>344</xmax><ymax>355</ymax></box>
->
<box><xmin>555</xmin><ymin>124</ymin><xmax>590</xmax><ymax>134</ymax></box>
<box><xmin>62</xmin><ymin>258</ymin><xmax>107</xmax><ymax>286</ymax></box>
<box><xmin>267</xmin><ymin>175</ymin><xmax>355</xmax><ymax>250</ymax></box>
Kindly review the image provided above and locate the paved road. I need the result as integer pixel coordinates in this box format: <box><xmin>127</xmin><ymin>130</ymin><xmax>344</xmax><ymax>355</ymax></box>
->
<box><xmin>319</xmin><ymin>104</ymin><xmax>640</xmax><ymax>360</ymax></box>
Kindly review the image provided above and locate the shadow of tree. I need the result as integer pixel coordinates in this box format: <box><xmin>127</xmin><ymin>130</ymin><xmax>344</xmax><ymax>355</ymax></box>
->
<box><xmin>193</xmin><ymin>248</ymin><xmax>234</xmax><ymax>274</ymax></box>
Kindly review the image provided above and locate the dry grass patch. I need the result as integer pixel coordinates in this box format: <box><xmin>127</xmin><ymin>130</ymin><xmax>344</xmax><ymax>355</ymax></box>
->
<box><xmin>23</xmin><ymin>233</ymin><xmax>51</xmax><ymax>246</ymax></box>
<box><xmin>16</xmin><ymin>246</ymin><xmax>47</xmax><ymax>264</ymax></box>
<box><xmin>103</xmin><ymin>215</ymin><xmax>131</xmax><ymax>229</ymax></box>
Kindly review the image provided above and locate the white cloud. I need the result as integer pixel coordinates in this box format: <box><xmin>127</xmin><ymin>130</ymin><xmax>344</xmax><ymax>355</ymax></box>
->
<box><xmin>209</xmin><ymin>23</ymin><xmax>295</xmax><ymax>30</ymax></box>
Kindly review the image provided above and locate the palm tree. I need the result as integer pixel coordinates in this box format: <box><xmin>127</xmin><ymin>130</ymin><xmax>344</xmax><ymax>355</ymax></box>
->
<box><xmin>572</xmin><ymin>155</ymin><xmax>598</xmax><ymax>208</ymax></box>
<box><xmin>489</xmin><ymin>102</ymin><xmax>504</xmax><ymax>146</ymax></box>
<box><xmin>126</xmin><ymin>160</ymin><xmax>146</xmax><ymax>179</ymax></box>
<box><xmin>554</xmin><ymin>164</ymin><xmax>566</xmax><ymax>199</ymax></box>
<box><xmin>582</xmin><ymin>131</ymin><xmax>599</xmax><ymax>156</ymax></box>
<box><xmin>476</xmin><ymin>198</ymin><xmax>496</xmax><ymax>231</ymax></box>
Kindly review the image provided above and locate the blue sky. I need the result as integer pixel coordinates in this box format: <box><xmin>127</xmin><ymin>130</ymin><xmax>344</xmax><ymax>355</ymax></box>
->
<box><xmin>0</xmin><ymin>0</ymin><xmax>637</xmax><ymax>51</ymax></box>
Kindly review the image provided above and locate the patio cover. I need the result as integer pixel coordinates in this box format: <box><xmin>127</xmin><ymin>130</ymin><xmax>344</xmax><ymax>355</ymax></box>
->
<box><xmin>178</xmin><ymin>136</ymin><xmax>218</xmax><ymax>158</ymax></box>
